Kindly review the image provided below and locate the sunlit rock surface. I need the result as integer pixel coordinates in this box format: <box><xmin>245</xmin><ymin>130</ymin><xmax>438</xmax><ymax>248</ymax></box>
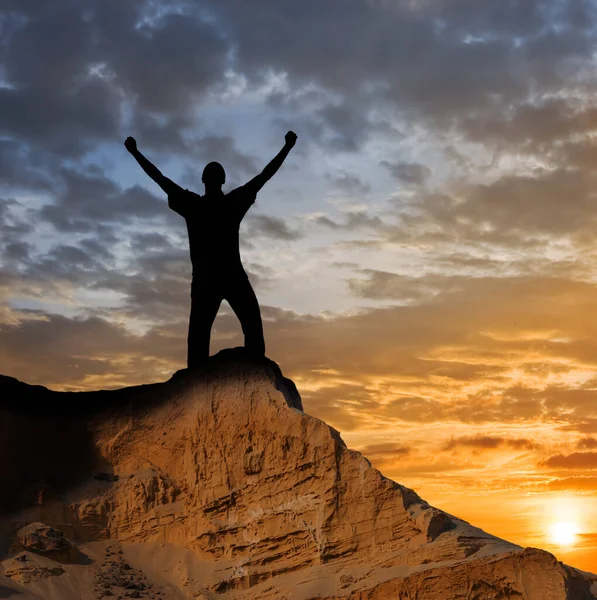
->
<box><xmin>0</xmin><ymin>348</ymin><xmax>595</xmax><ymax>599</ymax></box>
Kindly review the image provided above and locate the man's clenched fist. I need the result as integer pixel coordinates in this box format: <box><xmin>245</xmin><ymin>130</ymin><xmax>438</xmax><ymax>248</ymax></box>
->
<box><xmin>124</xmin><ymin>136</ymin><xmax>137</xmax><ymax>153</ymax></box>
<box><xmin>285</xmin><ymin>131</ymin><xmax>297</xmax><ymax>148</ymax></box>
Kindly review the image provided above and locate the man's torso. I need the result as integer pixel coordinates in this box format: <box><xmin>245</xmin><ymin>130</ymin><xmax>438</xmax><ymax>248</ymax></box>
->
<box><xmin>169</xmin><ymin>186</ymin><xmax>256</xmax><ymax>279</ymax></box>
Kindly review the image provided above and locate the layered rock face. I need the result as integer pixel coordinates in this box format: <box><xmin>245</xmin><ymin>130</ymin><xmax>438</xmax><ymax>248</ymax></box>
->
<box><xmin>0</xmin><ymin>348</ymin><xmax>596</xmax><ymax>600</ymax></box>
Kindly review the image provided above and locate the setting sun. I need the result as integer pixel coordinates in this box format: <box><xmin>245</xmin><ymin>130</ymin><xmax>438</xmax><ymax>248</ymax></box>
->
<box><xmin>548</xmin><ymin>522</ymin><xmax>579</xmax><ymax>547</ymax></box>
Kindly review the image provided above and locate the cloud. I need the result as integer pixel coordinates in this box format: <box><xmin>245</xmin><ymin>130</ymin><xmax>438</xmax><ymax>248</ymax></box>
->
<box><xmin>326</xmin><ymin>172</ymin><xmax>371</xmax><ymax>196</ymax></box>
<box><xmin>380</xmin><ymin>161</ymin><xmax>431</xmax><ymax>185</ymax></box>
<box><xmin>246</xmin><ymin>214</ymin><xmax>303</xmax><ymax>241</ymax></box>
<box><xmin>211</xmin><ymin>0</ymin><xmax>597</xmax><ymax>154</ymax></box>
<box><xmin>460</xmin><ymin>99</ymin><xmax>597</xmax><ymax>154</ymax></box>
<box><xmin>7</xmin><ymin>271</ymin><xmax>597</xmax><ymax>430</ymax></box>
<box><xmin>347</xmin><ymin>269</ymin><xmax>456</xmax><ymax>303</ymax></box>
<box><xmin>577</xmin><ymin>437</ymin><xmax>597</xmax><ymax>450</ymax></box>
<box><xmin>0</xmin><ymin>81</ymin><xmax>122</xmax><ymax>158</ymax></box>
<box><xmin>444</xmin><ymin>435</ymin><xmax>537</xmax><ymax>451</ymax></box>
<box><xmin>312</xmin><ymin>212</ymin><xmax>384</xmax><ymax>232</ymax></box>
<box><xmin>3</xmin><ymin>0</ymin><xmax>597</xmax><ymax>172</ymax></box>
<box><xmin>359</xmin><ymin>442</ymin><xmax>411</xmax><ymax>457</ymax></box>
<box><xmin>540</xmin><ymin>452</ymin><xmax>597</xmax><ymax>470</ymax></box>
<box><xmin>542</xmin><ymin>476</ymin><xmax>597</xmax><ymax>492</ymax></box>
<box><xmin>38</xmin><ymin>169</ymin><xmax>168</xmax><ymax>233</ymax></box>
<box><xmin>357</xmin><ymin>443</ymin><xmax>411</xmax><ymax>469</ymax></box>
<box><xmin>0</xmin><ymin>139</ymin><xmax>56</xmax><ymax>191</ymax></box>
<box><xmin>194</xmin><ymin>135</ymin><xmax>260</xmax><ymax>178</ymax></box>
<box><xmin>0</xmin><ymin>312</ymin><xmax>187</xmax><ymax>390</ymax></box>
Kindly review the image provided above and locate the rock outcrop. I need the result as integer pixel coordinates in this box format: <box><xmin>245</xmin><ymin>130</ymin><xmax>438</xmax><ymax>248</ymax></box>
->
<box><xmin>0</xmin><ymin>348</ymin><xmax>595</xmax><ymax>600</ymax></box>
<box><xmin>16</xmin><ymin>522</ymin><xmax>73</xmax><ymax>555</ymax></box>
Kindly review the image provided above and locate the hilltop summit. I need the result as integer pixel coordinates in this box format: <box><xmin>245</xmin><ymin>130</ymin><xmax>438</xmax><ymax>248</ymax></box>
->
<box><xmin>0</xmin><ymin>348</ymin><xmax>595</xmax><ymax>599</ymax></box>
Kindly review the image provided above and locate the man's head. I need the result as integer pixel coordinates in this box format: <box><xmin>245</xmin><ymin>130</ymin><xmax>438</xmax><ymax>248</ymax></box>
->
<box><xmin>202</xmin><ymin>161</ymin><xmax>226</xmax><ymax>189</ymax></box>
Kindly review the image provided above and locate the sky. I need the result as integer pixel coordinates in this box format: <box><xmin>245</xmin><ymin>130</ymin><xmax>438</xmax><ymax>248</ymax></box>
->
<box><xmin>2</xmin><ymin>0</ymin><xmax>597</xmax><ymax>572</ymax></box>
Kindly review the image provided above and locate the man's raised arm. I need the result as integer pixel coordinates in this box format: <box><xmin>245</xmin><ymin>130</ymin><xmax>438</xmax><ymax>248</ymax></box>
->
<box><xmin>244</xmin><ymin>131</ymin><xmax>297</xmax><ymax>194</ymax></box>
<box><xmin>124</xmin><ymin>136</ymin><xmax>182</xmax><ymax>197</ymax></box>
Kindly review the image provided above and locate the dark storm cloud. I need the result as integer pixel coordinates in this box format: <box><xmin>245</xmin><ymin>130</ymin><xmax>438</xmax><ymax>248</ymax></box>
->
<box><xmin>0</xmin><ymin>0</ymin><xmax>232</xmax><ymax>165</ymax></box>
<box><xmin>0</xmin><ymin>139</ymin><xmax>56</xmax><ymax>190</ymax></box>
<box><xmin>107</xmin><ymin>10</ymin><xmax>229</xmax><ymax>114</ymax></box>
<box><xmin>1</xmin><ymin>3</ymin><xmax>121</xmax><ymax>156</ymax></box>
<box><xmin>2</xmin><ymin>0</ymin><xmax>597</xmax><ymax>167</ymax></box>
<box><xmin>213</xmin><ymin>0</ymin><xmax>597</xmax><ymax>136</ymax></box>
<box><xmin>4</xmin><ymin>241</ymin><xmax>31</xmax><ymax>262</ymax></box>
<box><xmin>38</xmin><ymin>168</ymin><xmax>167</xmax><ymax>233</ymax></box>
<box><xmin>0</xmin><ymin>81</ymin><xmax>122</xmax><ymax>157</ymax></box>
<box><xmin>130</xmin><ymin>112</ymin><xmax>196</xmax><ymax>155</ymax></box>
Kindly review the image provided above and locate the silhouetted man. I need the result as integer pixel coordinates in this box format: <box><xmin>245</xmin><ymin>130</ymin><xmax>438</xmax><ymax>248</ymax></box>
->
<box><xmin>124</xmin><ymin>131</ymin><xmax>297</xmax><ymax>368</ymax></box>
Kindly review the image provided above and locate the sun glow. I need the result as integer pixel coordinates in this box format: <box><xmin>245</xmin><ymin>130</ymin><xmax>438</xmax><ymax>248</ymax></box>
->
<box><xmin>548</xmin><ymin>521</ymin><xmax>578</xmax><ymax>547</ymax></box>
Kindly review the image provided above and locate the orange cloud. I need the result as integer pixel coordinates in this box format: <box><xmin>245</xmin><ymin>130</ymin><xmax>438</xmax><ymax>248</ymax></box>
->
<box><xmin>541</xmin><ymin>452</ymin><xmax>597</xmax><ymax>470</ymax></box>
<box><xmin>443</xmin><ymin>435</ymin><xmax>538</xmax><ymax>451</ymax></box>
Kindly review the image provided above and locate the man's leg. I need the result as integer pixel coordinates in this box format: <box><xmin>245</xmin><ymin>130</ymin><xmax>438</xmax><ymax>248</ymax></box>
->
<box><xmin>187</xmin><ymin>281</ymin><xmax>223</xmax><ymax>368</ymax></box>
<box><xmin>225</xmin><ymin>274</ymin><xmax>266</xmax><ymax>357</ymax></box>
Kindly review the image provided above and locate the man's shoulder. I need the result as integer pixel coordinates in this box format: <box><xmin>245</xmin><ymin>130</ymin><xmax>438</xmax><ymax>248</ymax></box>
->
<box><xmin>188</xmin><ymin>189</ymin><xmax>203</xmax><ymax>201</ymax></box>
<box><xmin>168</xmin><ymin>188</ymin><xmax>201</xmax><ymax>219</ymax></box>
<box><xmin>226</xmin><ymin>183</ymin><xmax>257</xmax><ymax>200</ymax></box>
<box><xmin>225</xmin><ymin>185</ymin><xmax>243</xmax><ymax>197</ymax></box>
<box><xmin>170</xmin><ymin>187</ymin><xmax>201</xmax><ymax>199</ymax></box>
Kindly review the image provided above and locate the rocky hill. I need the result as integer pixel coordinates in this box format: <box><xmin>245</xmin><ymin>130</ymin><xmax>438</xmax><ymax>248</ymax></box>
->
<box><xmin>0</xmin><ymin>348</ymin><xmax>595</xmax><ymax>599</ymax></box>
